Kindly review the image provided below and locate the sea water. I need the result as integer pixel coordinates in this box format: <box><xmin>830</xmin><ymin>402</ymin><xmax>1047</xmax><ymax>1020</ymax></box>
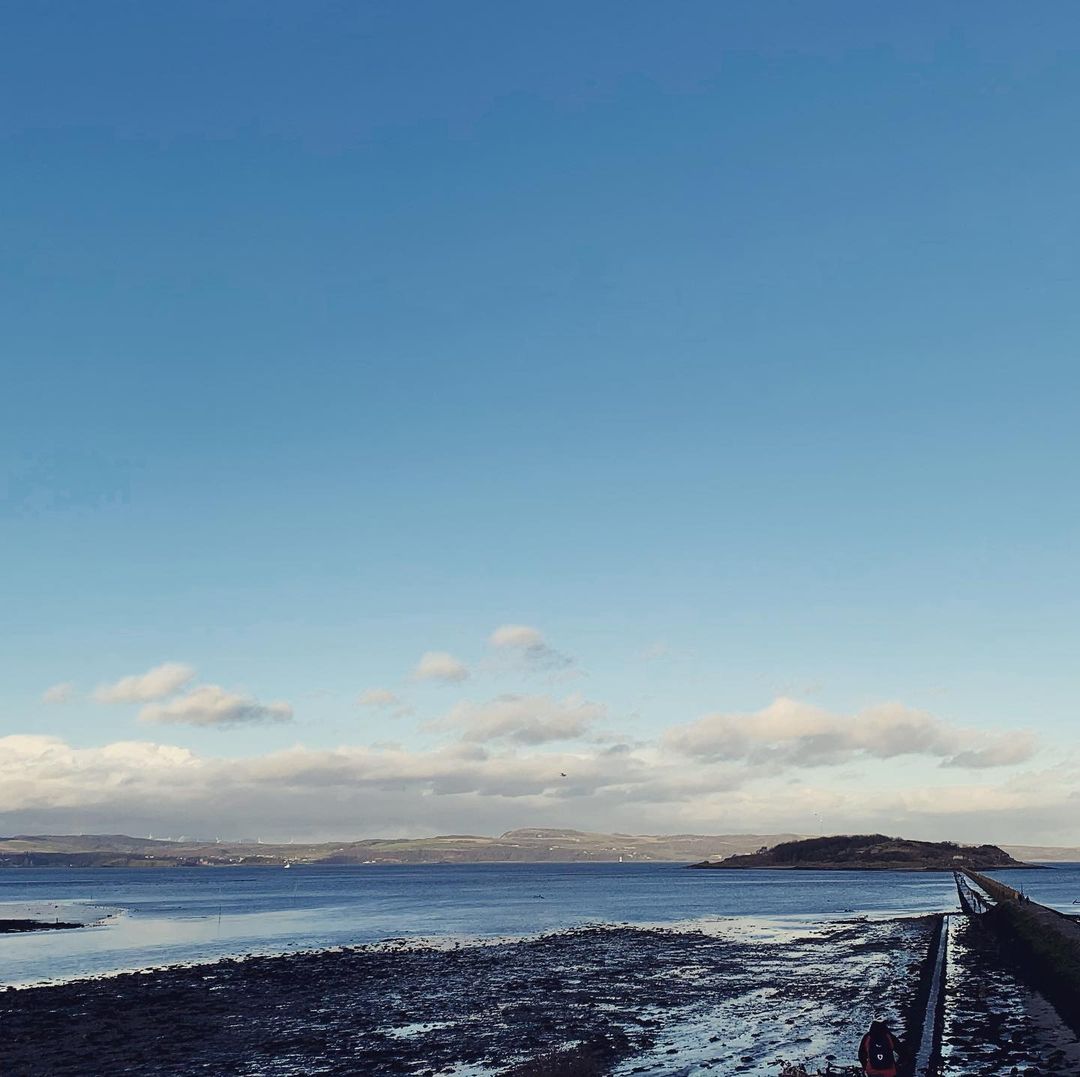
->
<box><xmin>0</xmin><ymin>861</ymin><xmax>973</xmax><ymax>986</ymax></box>
<box><xmin>982</xmin><ymin>861</ymin><xmax>1080</xmax><ymax>912</ymax></box>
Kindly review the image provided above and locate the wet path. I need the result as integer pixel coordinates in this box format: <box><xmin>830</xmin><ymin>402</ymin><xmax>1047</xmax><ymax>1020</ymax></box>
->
<box><xmin>939</xmin><ymin>913</ymin><xmax>1080</xmax><ymax>1075</ymax></box>
<box><xmin>912</xmin><ymin>914</ymin><xmax>948</xmax><ymax>1076</ymax></box>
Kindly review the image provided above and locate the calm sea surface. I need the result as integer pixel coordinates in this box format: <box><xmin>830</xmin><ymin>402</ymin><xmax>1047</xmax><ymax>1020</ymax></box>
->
<box><xmin>1</xmin><ymin>861</ymin><xmax>1076</xmax><ymax>987</ymax></box>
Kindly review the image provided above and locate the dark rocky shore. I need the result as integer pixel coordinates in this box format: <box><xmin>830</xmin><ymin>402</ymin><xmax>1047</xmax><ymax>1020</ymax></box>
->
<box><xmin>0</xmin><ymin>919</ymin><xmax>84</xmax><ymax>934</ymax></box>
<box><xmin>0</xmin><ymin>919</ymin><xmax>936</xmax><ymax>1076</ymax></box>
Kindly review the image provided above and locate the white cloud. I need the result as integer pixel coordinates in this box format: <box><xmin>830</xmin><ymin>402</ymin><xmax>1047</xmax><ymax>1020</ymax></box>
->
<box><xmin>664</xmin><ymin>697</ymin><xmax>1037</xmax><ymax>770</ymax></box>
<box><xmin>489</xmin><ymin>624</ymin><xmax>574</xmax><ymax>674</ymax></box>
<box><xmin>357</xmin><ymin>688</ymin><xmax>400</xmax><ymax>708</ymax></box>
<box><xmin>439</xmin><ymin>694</ymin><xmax>606</xmax><ymax>745</ymax></box>
<box><xmin>94</xmin><ymin>662</ymin><xmax>195</xmax><ymax>704</ymax></box>
<box><xmin>41</xmin><ymin>682</ymin><xmax>74</xmax><ymax>705</ymax></box>
<box><xmin>413</xmin><ymin>651</ymin><xmax>469</xmax><ymax>683</ymax></box>
<box><xmin>139</xmin><ymin>685</ymin><xmax>293</xmax><ymax>727</ymax></box>
<box><xmin>0</xmin><ymin>735</ymin><xmax>199</xmax><ymax>812</ymax></box>
<box><xmin>0</xmin><ymin>733</ymin><xmax>652</xmax><ymax>822</ymax></box>
<box><xmin>490</xmin><ymin>625</ymin><xmax>546</xmax><ymax>649</ymax></box>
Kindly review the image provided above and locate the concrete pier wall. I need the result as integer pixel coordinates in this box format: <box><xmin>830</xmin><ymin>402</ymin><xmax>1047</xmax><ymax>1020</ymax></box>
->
<box><xmin>961</xmin><ymin>869</ymin><xmax>1080</xmax><ymax>1037</ymax></box>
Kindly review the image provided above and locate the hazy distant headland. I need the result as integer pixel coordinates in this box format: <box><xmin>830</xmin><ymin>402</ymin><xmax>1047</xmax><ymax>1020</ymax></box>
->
<box><xmin>1</xmin><ymin>828</ymin><xmax>1070</xmax><ymax>869</ymax></box>
<box><xmin>0</xmin><ymin>828</ymin><xmax>802</xmax><ymax>868</ymax></box>
<box><xmin>691</xmin><ymin>834</ymin><xmax>1039</xmax><ymax>872</ymax></box>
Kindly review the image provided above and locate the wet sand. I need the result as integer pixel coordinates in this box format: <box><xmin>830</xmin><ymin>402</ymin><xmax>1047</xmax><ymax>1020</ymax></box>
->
<box><xmin>0</xmin><ymin>918</ymin><xmax>935</xmax><ymax>1076</ymax></box>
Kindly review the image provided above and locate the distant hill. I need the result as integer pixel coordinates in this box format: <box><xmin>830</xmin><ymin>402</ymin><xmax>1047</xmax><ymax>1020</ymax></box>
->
<box><xmin>690</xmin><ymin>834</ymin><xmax>1037</xmax><ymax>872</ymax></box>
<box><xmin>0</xmin><ymin>829</ymin><xmax>803</xmax><ymax>868</ymax></box>
<box><xmin>1002</xmin><ymin>844</ymin><xmax>1080</xmax><ymax>863</ymax></box>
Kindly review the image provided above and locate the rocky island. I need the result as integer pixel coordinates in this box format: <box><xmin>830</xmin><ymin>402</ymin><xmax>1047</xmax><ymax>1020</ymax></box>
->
<box><xmin>691</xmin><ymin>833</ymin><xmax>1037</xmax><ymax>871</ymax></box>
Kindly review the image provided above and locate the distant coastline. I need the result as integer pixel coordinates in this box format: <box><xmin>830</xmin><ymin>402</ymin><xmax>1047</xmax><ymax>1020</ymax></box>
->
<box><xmin>2</xmin><ymin>828</ymin><xmax>1070</xmax><ymax>869</ymax></box>
<box><xmin>0</xmin><ymin>828</ymin><xmax>802</xmax><ymax>868</ymax></box>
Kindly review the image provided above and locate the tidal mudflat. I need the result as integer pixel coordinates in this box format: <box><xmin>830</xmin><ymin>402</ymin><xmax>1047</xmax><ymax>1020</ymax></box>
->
<box><xmin>0</xmin><ymin>919</ymin><xmax>84</xmax><ymax>934</ymax></box>
<box><xmin>0</xmin><ymin>917</ymin><xmax>934</xmax><ymax>1076</ymax></box>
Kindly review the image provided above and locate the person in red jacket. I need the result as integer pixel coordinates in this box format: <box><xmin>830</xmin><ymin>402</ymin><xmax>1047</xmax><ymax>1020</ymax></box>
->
<box><xmin>858</xmin><ymin>1019</ymin><xmax>902</xmax><ymax>1076</ymax></box>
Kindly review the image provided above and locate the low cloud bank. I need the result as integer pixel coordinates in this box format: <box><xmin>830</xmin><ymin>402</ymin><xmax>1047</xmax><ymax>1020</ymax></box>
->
<box><xmin>0</xmin><ymin>712</ymin><xmax>1069</xmax><ymax>844</ymax></box>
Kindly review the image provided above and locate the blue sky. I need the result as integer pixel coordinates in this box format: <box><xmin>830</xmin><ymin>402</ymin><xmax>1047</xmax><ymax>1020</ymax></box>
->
<box><xmin>3</xmin><ymin>3</ymin><xmax>1079</xmax><ymax>842</ymax></box>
